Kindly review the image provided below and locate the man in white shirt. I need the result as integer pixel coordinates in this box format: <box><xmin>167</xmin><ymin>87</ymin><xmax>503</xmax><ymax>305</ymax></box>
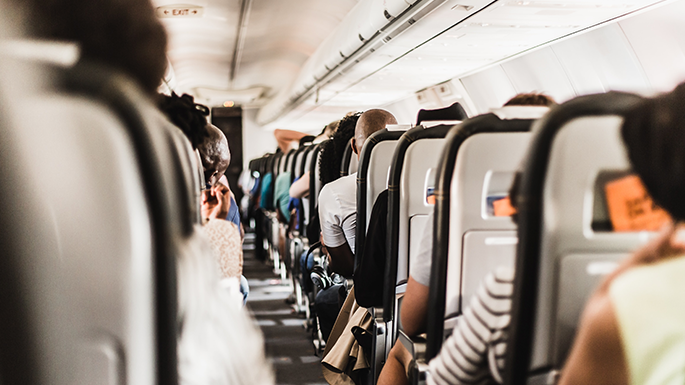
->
<box><xmin>318</xmin><ymin>109</ymin><xmax>397</xmax><ymax>276</ymax></box>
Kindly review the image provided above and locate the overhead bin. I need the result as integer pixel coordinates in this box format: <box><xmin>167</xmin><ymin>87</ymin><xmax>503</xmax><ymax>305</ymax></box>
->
<box><xmin>258</xmin><ymin>0</ymin><xmax>474</xmax><ymax>125</ymax></box>
<box><xmin>384</xmin><ymin>0</ymin><xmax>417</xmax><ymax>19</ymax></box>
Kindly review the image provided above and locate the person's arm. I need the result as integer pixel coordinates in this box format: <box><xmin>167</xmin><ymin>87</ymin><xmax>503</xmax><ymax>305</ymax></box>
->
<box><xmin>289</xmin><ymin>172</ymin><xmax>310</xmax><ymax>199</ymax></box>
<box><xmin>428</xmin><ymin>268</ymin><xmax>513</xmax><ymax>385</ymax></box>
<box><xmin>326</xmin><ymin>242</ymin><xmax>355</xmax><ymax>277</ymax></box>
<box><xmin>557</xmin><ymin>293</ymin><xmax>627</xmax><ymax>385</ymax></box>
<box><xmin>274</xmin><ymin>129</ymin><xmax>307</xmax><ymax>153</ymax></box>
<box><xmin>400</xmin><ymin>277</ymin><xmax>429</xmax><ymax>336</ymax></box>
<box><xmin>559</xmin><ymin>223</ymin><xmax>685</xmax><ymax>384</ymax></box>
<box><xmin>403</xmin><ymin>213</ymin><xmax>433</xmax><ymax>336</ymax></box>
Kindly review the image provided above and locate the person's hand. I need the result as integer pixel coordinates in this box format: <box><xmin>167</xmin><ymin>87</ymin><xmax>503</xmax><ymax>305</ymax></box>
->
<box><xmin>600</xmin><ymin>221</ymin><xmax>685</xmax><ymax>291</ymax></box>
<box><xmin>201</xmin><ymin>183</ymin><xmax>231</xmax><ymax>221</ymax></box>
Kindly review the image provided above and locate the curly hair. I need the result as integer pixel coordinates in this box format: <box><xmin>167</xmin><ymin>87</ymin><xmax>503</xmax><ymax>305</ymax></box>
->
<box><xmin>318</xmin><ymin>112</ymin><xmax>361</xmax><ymax>187</ymax></box>
<box><xmin>158</xmin><ymin>93</ymin><xmax>210</xmax><ymax>149</ymax></box>
<box><xmin>504</xmin><ymin>93</ymin><xmax>556</xmax><ymax>107</ymax></box>
<box><xmin>21</xmin><ymin>0</ymin><xmax>168</xmax><ymax>95</ymax></box>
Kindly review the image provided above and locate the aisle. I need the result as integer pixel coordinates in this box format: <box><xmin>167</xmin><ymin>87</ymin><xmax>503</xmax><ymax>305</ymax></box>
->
<box><xmin>243</xmin><ymin>234</ymin><xmax>326</xmax><ymax>385</ymax></box>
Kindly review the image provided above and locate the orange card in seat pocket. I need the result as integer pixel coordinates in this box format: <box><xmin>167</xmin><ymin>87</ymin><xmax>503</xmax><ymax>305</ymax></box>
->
<box><xmin>493</xmin><ymin>197</ymin><xmax>517</xmax><ymax>217</ymax></box>
<box><xmin>605</xmin><ymin>174</ymin><xmax>670</xmax><ymax>232</ymax></box>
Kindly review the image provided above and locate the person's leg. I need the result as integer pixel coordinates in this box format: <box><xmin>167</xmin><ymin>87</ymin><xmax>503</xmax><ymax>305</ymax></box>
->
<box><xmin>239</xmin><ymin>275</ymin><xmax>250</xmax><ymax>306</ymax></box>
<box><xmin>377</xmin><ymin>340</ymin><xmax>412</xmax><ymax>385</ymax></box>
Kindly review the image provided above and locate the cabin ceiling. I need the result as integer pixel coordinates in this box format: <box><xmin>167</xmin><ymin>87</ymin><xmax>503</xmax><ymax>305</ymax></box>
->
<box><xmin>153</xmin><ymin>0</ymin><xmax>359</xmax><ymax>104</ymax></box>
<box><xmin>155</xmin><ymin>0</ymin><xmax>669</xmax><ymax>130</ymax></box>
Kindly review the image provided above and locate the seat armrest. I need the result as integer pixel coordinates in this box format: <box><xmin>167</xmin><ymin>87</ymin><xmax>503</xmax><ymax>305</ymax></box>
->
<box><xmin>411</xmin><ymin>361</ymin><xmax>430</xmax><ymax>385</ymax></box>
<box><xmin>398</xmin><ymin>329</ymin><xmax>426</xmax><ymax>361</ymax></box>
<box><xmin>399</xmin><ymin>329</ymin><xmax>428</xmax><ymax>385</ymax></box>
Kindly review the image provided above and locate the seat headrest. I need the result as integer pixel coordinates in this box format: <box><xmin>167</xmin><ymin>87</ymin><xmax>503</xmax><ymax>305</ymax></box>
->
<box><xmin>416</xmin><ymin>102</ymin><xmax>468</xmax><ymax>125</ymax></box>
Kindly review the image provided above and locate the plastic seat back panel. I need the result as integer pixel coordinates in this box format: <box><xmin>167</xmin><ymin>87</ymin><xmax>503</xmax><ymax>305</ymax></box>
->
<box><xmin>459</xmin><ymin>230</ymin><xmax>517</xmax><ymax>315</ymax></box>
<box><xmin>531</xmin><ymin>116</ymin><xmax>646</xmax><ymax>369</ymax></box>
<box><xmin>365</xmin><ymin>141</ymin><xmax>397</xmax><ymax>226</ymax></box>
<box><xmin>445</xmin><ymin>132</ymin><xmax>531</xmax><ymax>318</ymax></box>
<box><xmin>17</xmin><ymin>95</ymin><xmax>155</xmax><ymax>385</ymax></box>
<box><xmin>397</xmin><ymin>138</ymin><xmax>446</xmax><ymax>285</ymax></box>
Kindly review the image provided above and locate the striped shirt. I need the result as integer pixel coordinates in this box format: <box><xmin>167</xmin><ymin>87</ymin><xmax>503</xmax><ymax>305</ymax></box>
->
<box><xmin>428</xmin><ymin>267</ymin><xmax>514</xmax><ymax>385</ymax></box>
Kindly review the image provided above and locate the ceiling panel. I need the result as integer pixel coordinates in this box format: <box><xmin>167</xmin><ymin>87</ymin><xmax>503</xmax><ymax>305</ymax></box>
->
<box><xmin>154</xmin><ymin>0</ymin><xmax>358</xmax><ymax>106</ymax></box>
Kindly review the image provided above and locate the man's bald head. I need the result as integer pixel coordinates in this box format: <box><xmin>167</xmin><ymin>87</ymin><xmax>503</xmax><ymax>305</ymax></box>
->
<box><xmin>198</xmin><ymin>124</ymin><xmax>231</xmax><ymax>187</ymax></box>
<box><xmin>353</xmin><ymin>109</ymin><xmax>397</xmax><ymax>154</ymax></box>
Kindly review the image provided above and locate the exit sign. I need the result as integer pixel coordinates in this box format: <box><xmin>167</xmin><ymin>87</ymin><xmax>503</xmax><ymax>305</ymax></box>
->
<box><xmin>156</xmin><ymin>4</ymin><xmax>204</xmax><ymax>18</ymax></box>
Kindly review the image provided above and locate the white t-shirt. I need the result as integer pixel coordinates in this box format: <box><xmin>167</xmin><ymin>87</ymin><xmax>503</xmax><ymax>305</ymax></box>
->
<box><xmin>410</xmin><ymin>210</ymin><xmax>433</xmax><ymax>287</ymax></box>
<box><xmin>318</xmin><ymin>173</ymin><xmax>357</xmax><ymax>253</ymax></box>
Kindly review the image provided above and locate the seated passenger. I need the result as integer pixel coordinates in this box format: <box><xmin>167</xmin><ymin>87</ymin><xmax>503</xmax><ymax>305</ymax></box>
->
<box><xmin>158</xmin><ymin>93</ymin><xmax>243</xmax><ymax>280</ymax></box>
<box><xmin>274</xmin><ymin>128</ymin><xmax>308</xmax><ymax>153</ymax></box>
<box><xmin>318</xmin><ymin>109</ymin><xmax>397</xmax><ymax>277</ymax></box>
<box><xmin>290</xmin><ymin>120</ymin><xmax>340</xmax><ymax>200</ymax></box>
<box><xmin>559</xmin><ymin>83</ymin><xmax>685</xmax><ymax>385</ymax></box>
<box><xmin>379</xmin><ymin>93</ymin><xmax>555</xmax><ymax>385</ymax></box>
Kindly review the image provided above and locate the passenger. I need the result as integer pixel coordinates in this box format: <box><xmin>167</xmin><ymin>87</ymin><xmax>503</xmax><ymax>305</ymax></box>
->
<box><xmin>158</xmin><ymin>92</ymin><xmax>244</xmax><ymax>280</ymax></box>
<box><xmin>290</xmin><ymin>120</ymin><xmax>340</xmax><ymax>200</ymax></box>
<box><xmin>503</xmin><ymin>92</ymin><xmax>557</xmax><ymax>106</ymax></box>
<box><xmin>307</xmin><ymin>114</ymin><xmax>361</xmax><ymax>341</ymax></box>
<box><xmin>318</xmin><ymin>110</ymin><xmax>396</xmax><ymax>383</ymax></box>
<box><xmin>21</xmin><ymin>0</ymin><xmax>167</xmax><ymax>96</ymax></box>
<box><xmin>318</xmin><ymin>109</ymin><xmax>397</xmax><ymax>277</ymax></box>
<box><xmin>379</xmin><ymin>93</ymin><xmax>555</xmax><ymax>385</ymax></box>
<box><xmin>274</xmin><ymin>128</ymin><xmax>308</xmax><ymax>153</ymax></box>
<box><xmin>559</xmin><ymin>83</ymin><xmax>685</xmax><ymax>385</ymax></box>
<box><xmin>274</xmin><ymin>170</ymin><xmax>293</xmax><ymax>223</ymax></box>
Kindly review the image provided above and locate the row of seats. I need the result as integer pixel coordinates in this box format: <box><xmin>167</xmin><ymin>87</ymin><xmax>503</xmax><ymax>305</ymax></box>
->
<box><xmin>416</xmin><ymin>93</ymin><xmax>645</xmax><ymax>384</ymax></box>
<box><xmin>246</xmin><ymin>136</ymin><xmax>331</xmax><ymax>350</ymax></box>
<box><xmin>246</xmin><ymin>91</ymin><xmax>656</xmax><ymax>385</ymax></box>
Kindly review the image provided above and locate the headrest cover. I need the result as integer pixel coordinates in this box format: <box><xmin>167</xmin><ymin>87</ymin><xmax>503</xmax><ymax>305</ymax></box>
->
<box><xmin>386</xmin><ymin>124</ymin><xmax>412</xmax><ymax>131</ymax></box>
<box><xmin>621</xmin><ymin>82</ymin><xmax>685</xmax><ymax>221</ymax></box>
<box><xmin>490</xmin><ymin>106</ymin><xmax>549</xmax><ymax>120</ymax></box>
<box><xmin>422</xmin><ymin>120</ymin><xmax>462</xmax><ymax>128</ymax></box>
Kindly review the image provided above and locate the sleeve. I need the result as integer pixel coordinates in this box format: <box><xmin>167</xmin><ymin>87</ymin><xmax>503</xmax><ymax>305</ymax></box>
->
<box><xmin>318</xmin><ymin>184</ymin><xmax>347</xmax><ymax>249</ymax></box>
<box><xmin>203</xmin><ymin>219</ymin><xmax>243</xmax><ymax>278</ymax></box>
<box><xmin>410</xmin><ymin>211</ymin><xmax>434</xmax><ymax>287</ymax></box>
<box><xmin>427</xmin><ymin>268</ymin><xmax>513</xmax><ymax>385</ymax></box>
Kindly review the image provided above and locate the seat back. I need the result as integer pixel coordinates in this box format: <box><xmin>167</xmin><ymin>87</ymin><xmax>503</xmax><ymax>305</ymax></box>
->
<box><xmin>1</xmin><ymin>58</ymin><xmax>199</xmax><ymax>384</ymax></box>
<box><xmin>284</xmin><ymin>148</ymin><xmax>296</xmax><ymax>179</ymax></box>
<box><xmin>505</xmin><ymin>92</ymin><xmax>646</xmax><ymax>384</ymax></box>
<box><xmin>384</xmin><ymin>124</ymin><xmax>452</xmax><ymax>323</ymax></box>
<box><xmin>300</xmin><ymin>145</ymin><xmax>318</xmax><ymax>236</ymax></box>
<box><xmin>62</xmin><ymin>61</ymin><xmax>204</xmax><ymax>384</ymax></box>
<box><xmin>340</xmin><ymin>141</ymin><xmax>359</xmax><ymax>177</ymax></box>
<box><xmin>0</xmin><ymin>59</ymin><xmax>75</xmax><ymax>385</ymax></box>
<box><xmin>416</xmin><ymin>102</ymin><xmax>468</xmax><ymax>126</ymax></box>
<box><xmin>355</xmin><ymin>128</ymin><xmax>407</xmax><ymax>268</ymax></box>
<box><xmin>293</xmin><ymin>145</ymin><xmax>307</xmax><ymax>179</ymax></box>
<box><xmin>348</xmin><ymin>151</ymin><xmax>359</xmax><ymax>175</ymax></box>
<box><xmin>426</xmin><ymin>113</ymin><xmax>535</xmax><ymax>360</ymax></box>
